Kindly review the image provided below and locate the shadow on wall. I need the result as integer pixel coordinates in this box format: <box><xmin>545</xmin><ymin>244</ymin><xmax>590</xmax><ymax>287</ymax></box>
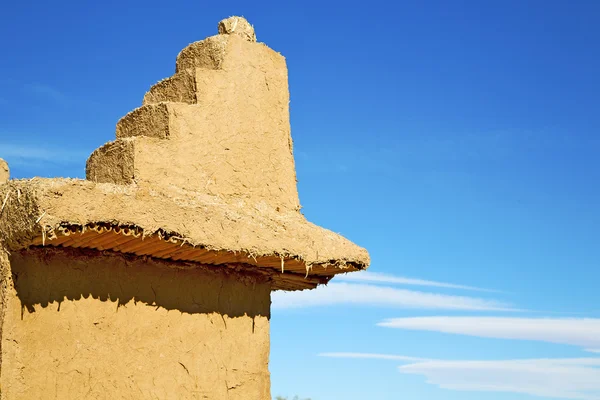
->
<box><xmin>10</xmin><ymin>247</ymin><xmax>271</xmax><ymax>320</ymax></box>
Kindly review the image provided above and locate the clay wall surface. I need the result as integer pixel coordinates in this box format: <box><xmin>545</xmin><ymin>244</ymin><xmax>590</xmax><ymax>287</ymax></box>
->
<box><xmin>0</xmin><ymin>159</ymin><xmax>8</xmax><ymax>184</ymax></box>
<box><xmin>0</xmin><ymin>248</ymin><xmax>271</xmax><ymax>399</ymax></box>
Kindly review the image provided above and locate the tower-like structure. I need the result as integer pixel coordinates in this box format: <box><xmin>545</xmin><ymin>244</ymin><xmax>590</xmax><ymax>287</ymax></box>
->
<box><xmin>0</xmin><ymin>17</ymin><xmax>368</xmax><ymax>399</ymax></box>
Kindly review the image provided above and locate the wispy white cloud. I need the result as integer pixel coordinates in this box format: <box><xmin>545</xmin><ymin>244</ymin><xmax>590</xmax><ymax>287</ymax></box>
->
<box><xmin>400</xmin><ymin>358</ymin><xmax>600</xmax><ymax>400</ymax></box>
<box><xmin>335</xmin><ymin>271</ymin><xmax>498</xmax><ymax>292</ymax></box>
<box><xmin>23</xmin><ymin>83</ymin><xmax>69</xmax><ymax>106</ymax></box>
<box><xmin>378</xmin><ymin>317</ymin><xmax>600</xmax><ymax>349</ymax></box>
<box><xmin>271</xmin><ymin>283</ymin><xmax>516</xmax><ymax>311</ymax></box>
<box><xmin>320</xmin><ymin>352</ymin><xmax>600</xmax><ymax>400</ymax></box>
<box><xmin>318</xmin><ymin>352</ymin><xmax>428</xmax><ymax>362</ymax></box>
<box><xmin>0</xmin><ymin>143</ymin><xmax>89</xmax><ymax>165</ymax></box>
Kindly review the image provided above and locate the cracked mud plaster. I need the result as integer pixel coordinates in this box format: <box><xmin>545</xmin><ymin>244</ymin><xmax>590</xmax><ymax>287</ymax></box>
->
<box><xmin>0</xmin><ymin>248</ymin><xmax>271</xmax><ymax>399</ymax></box>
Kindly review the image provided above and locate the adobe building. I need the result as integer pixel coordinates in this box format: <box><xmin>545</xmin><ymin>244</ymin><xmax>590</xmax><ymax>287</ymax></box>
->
<box><xmin>0</xmin><ymin>17</ymin><xmax>369</xmax><ymax>399</ymax></box>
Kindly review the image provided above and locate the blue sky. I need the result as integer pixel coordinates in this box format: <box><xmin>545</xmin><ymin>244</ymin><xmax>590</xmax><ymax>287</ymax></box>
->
<box><xmin>2</xmin><ymin>1</ymin><xmax>600</xmax><ymax>399</ymax></box>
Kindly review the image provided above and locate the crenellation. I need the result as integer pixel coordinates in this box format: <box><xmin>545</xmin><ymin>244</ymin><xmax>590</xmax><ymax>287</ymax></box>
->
<box><xmin>87</xmin><ymin>17</ymin><xmax>297</xmax><ymax>211</ymax></box>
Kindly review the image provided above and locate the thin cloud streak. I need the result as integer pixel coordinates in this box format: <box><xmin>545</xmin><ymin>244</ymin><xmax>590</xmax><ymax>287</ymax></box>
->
<box><xmin>0</xmin><ymin>143</ymin><xmax>89</xmax><ymax>165</ymax></box>
<box><xmin>319</xmin><ymin>352</ymin><xmax>600</xmax><ymax>400</ymax></box>
<box><xmin>272</xmin><ymin>283</ymin><xmax>517</xmax><ymax>311</ymax></box>
<box><xmin>378</xmin><ymin>317</ymin><xmax>600</xmax><ymax>349</ymax></box>
<box><xmin>319</xmin><ymin>352</ymin><xmax>429</xmax><ymax>362</ymax></box>
<box><xmin>23</xmin><ymin>83</ymin><xmax>69</xmax><ymax>106</ymax></box>
<box><xmin>335</xmin><ymin>271</ymin><xmax>500</xmax><ymax>292</ymax></box>
<box><xmin>400</xmin><ymin>358</ymin><xmax>600</xmax><ymax>400</ymax></box>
